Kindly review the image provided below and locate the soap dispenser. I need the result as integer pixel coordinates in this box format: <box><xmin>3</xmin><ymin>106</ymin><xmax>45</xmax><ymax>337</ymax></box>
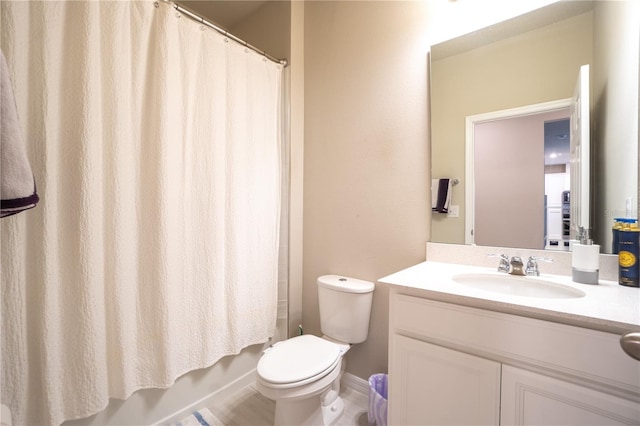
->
<box><xmin>572</xmin><ymin>227</ymin><xmax>600</xmax><ymax>285</ymax></box>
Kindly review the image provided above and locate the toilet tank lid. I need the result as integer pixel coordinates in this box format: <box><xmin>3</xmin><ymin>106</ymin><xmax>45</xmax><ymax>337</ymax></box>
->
<box><xmin>317</xmin><ymin>275</ymin><xmax>375</xmax><ymax>293</ymax></box>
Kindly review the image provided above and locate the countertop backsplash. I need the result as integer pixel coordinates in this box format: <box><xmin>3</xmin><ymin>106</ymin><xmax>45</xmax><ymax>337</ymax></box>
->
<box><xmin>426</xmin><ymin>242</ymin><xmax>619</xmax><ymax>282</ymax></box>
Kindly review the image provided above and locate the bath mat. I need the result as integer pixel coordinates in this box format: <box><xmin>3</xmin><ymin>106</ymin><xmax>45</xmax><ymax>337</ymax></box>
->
<box><xmin>174</xmin><ymin>407</ymin><xmax>222</xmax><ymax>426</ymax></box>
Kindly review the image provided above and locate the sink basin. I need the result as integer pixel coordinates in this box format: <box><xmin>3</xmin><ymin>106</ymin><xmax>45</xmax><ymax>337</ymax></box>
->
<box><xmin>452</xmin><ymin>273</ymin><xmax>586</xmax><ymax>299</ymax></box>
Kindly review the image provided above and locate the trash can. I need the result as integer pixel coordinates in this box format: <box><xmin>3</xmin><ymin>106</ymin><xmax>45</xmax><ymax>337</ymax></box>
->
<box><xmin>368</xmin><ymin>373</ymin><xmax>388</xmax><ymax>426</ymax></box>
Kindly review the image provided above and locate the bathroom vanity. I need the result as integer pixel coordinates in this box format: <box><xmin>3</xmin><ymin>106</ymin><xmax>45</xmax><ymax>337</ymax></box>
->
<box><xmin>379</xmin><ymin>261</ymin><xmax>640</xmax><ymax>425</ymax></box>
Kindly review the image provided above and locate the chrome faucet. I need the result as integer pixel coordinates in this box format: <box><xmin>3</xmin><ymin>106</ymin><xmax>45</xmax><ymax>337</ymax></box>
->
<box><xmin>492</xmin><ymin>253</ymin><xmax>552</xmax><ymax>276</ymax></box>
<box><xmin>509</xmin><ymin>256</ymin><xmax>525</xmax><ymax>276</ymax></box>
<box><xmin>491</xmin><ymin>253</ymin><xmax>525</xmax><ymax>275</ymax></box>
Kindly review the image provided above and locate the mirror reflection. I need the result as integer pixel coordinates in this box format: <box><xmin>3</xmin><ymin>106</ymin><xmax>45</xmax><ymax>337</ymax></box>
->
<box><xmin>430</xmin><ymin>0</ymin><xmax>639</xmax><ymax>254</ymax></box>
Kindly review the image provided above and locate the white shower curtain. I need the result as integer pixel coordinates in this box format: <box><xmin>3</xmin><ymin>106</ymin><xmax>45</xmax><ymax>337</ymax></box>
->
<box><xmin>0</xmin><ymin>1</ymin><xmax>283</xmax><ymax>425</ymax></box>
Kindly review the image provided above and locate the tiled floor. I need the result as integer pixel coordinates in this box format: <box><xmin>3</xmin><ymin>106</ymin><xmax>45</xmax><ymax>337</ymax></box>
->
<box><xmin>207</xmin><ymin>383</ymin><xmax>370</xmax><ymax>426</ymax></box>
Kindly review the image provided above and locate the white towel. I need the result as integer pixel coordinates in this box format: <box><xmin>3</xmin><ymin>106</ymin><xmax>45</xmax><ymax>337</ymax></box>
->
<box><xmin>431</xmin><ymin>179</ymin><xmax>439</xmax><ymax>210</ymax></box>
<box><xmin>1</xmin><ymin>49</ymin><xmax>38</xmax><ymax>217</ymax></box>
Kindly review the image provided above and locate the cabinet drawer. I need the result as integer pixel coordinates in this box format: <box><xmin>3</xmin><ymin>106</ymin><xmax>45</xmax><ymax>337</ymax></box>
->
<box><xmin>391</xmin><ymin>294</ymin><xmax>640</xmax><ymax>396</ymax></box>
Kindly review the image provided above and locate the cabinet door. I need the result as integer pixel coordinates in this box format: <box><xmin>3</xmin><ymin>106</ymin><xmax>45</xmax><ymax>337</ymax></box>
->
<box><xmin>389</xmin><ymin>334</ymin><xmax>501</xmax><ymax>425</ymax></box>
<box><xmin>501</xmin><ymin>365</ymin><xmax>640</xmax><ymax>425</ymax></box>
<box><xmin>546</xmin><ymin>206</ymin><xmax>563</xmax><ymax>241</ymax></box>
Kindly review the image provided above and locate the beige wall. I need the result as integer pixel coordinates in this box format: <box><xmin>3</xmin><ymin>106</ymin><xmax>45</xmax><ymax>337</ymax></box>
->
<box><xmin>287</xmin><ymin>1</ymin><xmax>305</xmax><ymax>340</ymax></box>
<box><xmin>431</xmin><ymin>12</ymin><xmax>593</xmax><ymax>245</ymax></box>
<box><xmin>303</xmin><ymin>1</ymin><xmax>430</xmax><ymax>379</ymax></box>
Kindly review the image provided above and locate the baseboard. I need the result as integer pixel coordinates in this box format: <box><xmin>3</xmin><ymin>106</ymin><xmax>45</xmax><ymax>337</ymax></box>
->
<box><xmin>341</xmin><ymin>372</ymin><xmax>370</xmax><ymax>396</ymax></box>
<box><xmin>153</xmin><ymin>369</ymin><xmax>257</xmax><ymax>426</ymax></box>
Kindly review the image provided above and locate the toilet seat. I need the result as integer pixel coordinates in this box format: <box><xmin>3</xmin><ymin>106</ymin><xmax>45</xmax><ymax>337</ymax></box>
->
<box><xmin>257</xmin><ymin>335</ymin><xmax>342</xmax><ymax>388</ymax></box>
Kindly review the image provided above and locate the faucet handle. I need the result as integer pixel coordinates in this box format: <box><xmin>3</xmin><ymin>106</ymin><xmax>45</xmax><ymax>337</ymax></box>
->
<box><xmin>487</xmin><ymin>253</ymin><xmax>510</xmax><ymax>273</ymax></box>
<box><xmin>525</xmin><ymin>256</ymin><xmax>553</xmax><ymax>276</ymax></box>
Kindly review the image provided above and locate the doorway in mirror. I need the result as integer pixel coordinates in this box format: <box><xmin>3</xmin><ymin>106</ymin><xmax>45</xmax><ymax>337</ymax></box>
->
<box><xmin>465</xmin><ymin>101</ymin><xmax>570</xmax><ymax>250</ymax></box>
<box><xmin>544</xmin><ymin>118</ymin><xmax>571</xmax><ymax>251</ymax></box>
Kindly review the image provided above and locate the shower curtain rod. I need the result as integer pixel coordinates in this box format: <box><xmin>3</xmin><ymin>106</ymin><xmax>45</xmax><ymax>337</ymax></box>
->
<box><xmin>164</xmin><ymin>0</ymin><xmax>288</xmax><ymax>67</ymax></box>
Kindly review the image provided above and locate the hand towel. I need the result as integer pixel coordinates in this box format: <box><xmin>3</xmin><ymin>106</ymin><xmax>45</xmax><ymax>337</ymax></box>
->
<box><xmin>430</xmin><ymin>179</ymin><xmax>439</xmax><ymax>210</ymax></box>
<box><xmin>431</xmin><ymin>178</ymin><xmax>452</xmax><ymax>213</ymax></box>
<box><xmin>1</xmin><ymin>49</ymin><xmax>38</xmax><ymax>217</ymax></box>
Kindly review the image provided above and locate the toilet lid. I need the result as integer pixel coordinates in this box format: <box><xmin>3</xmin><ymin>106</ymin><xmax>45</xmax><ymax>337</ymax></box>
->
<box><xmin>257</xmin><ymin>335</ymin><xmax>341</xmax><ymax>385</ymax></box>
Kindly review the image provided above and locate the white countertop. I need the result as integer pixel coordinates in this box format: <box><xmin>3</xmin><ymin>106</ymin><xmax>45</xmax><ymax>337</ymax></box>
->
<box><xmin>379</xmin><ymin>261</ymin><xmax>640</xmax><ymax>334</ymax></box>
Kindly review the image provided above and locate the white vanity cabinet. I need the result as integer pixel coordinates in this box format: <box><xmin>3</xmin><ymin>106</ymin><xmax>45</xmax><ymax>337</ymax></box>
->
<box><xmin>388</xmin><ymin>291</ymin><xmax>640</xmax><ymax>425</ymax></box>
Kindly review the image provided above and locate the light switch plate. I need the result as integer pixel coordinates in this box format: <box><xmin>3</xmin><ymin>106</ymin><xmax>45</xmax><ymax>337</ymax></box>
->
<box><xmin>447</xmin><ymin>205</ymin><xmax>459</xmax><ymax>218</ymax></box>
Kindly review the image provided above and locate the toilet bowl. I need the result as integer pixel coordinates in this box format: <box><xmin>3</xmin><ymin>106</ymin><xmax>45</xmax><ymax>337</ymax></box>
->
<box><xmin>256</xmin><ymin>334</ymin><xmax>349</xmax><ymax>425</ymax></box>
<box><xmin>255</xmin><ymin>275</ymin><xmax>375</xmax><ymax>426</ymax></box>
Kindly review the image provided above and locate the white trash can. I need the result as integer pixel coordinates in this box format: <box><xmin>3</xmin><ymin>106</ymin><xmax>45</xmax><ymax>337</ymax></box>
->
<box><xmin>367</xmin><ymin>373</ymin><xmax>388</xmax><ymax>426</ymax></box>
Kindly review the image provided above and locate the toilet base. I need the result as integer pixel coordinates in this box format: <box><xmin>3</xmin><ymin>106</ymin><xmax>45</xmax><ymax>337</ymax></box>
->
<box><xmin>271</xmin><ymin>361</ymin><xmax>346</xmax><ymax>426</ymax></box>
<box><xmin>274</xmin><ymin>394</ymin><xmax>345</xmax><ymax>426</ymax></box>
<box><xmin>322</xmin><ymin>395</ymin><xmax>344</xmax><ymax>425</ymax></box>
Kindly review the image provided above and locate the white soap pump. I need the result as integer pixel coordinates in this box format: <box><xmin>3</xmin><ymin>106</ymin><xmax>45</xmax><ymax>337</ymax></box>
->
<box><xmin>572</xmin><ymin>227</ymin><xmax>600</xmax><ymax>285</ymax></box>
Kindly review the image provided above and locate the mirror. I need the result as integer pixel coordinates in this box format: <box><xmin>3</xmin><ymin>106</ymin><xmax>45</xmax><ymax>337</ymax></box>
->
<box><xmin>430</xmin><ymin>0</ymin><xmax>639</xmax><ymax>254</ymax></box>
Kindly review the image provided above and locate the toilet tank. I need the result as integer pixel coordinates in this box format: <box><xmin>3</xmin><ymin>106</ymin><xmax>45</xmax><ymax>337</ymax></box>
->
<box><xmin>317</xmin><ymin>275</ymin><xmax>375</xmax><ymax>344</ymax></box>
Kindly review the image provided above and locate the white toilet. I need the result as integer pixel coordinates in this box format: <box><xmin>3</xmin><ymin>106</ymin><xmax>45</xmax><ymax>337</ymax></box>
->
<box><xmin>256</xmin><ymin>275</ymin><xmax>375</xmax><ymax>426</ymax></box>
